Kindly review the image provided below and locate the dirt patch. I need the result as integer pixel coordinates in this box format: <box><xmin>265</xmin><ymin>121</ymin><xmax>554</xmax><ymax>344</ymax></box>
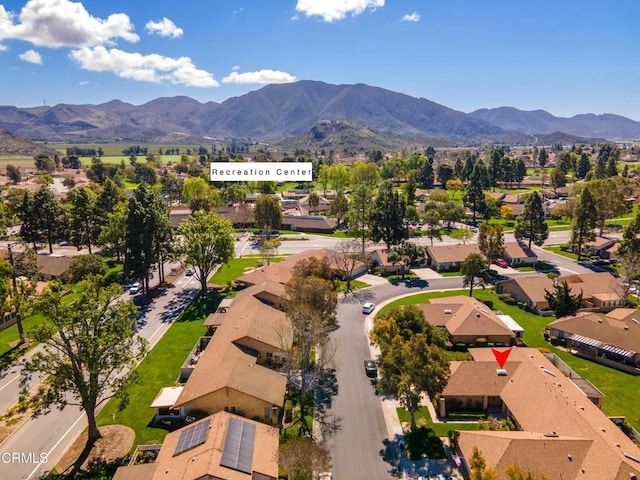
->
<box><xmin>55</xmin><ymin>424</ymin><xmax>134</xmax><ymax>475</ymax></box>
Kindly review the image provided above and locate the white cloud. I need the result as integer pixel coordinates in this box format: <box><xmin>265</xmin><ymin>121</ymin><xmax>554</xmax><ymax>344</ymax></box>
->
<box><xmin>401</xmin><ymin>12</ymin><xmax>420</xmax><ymax>23</ymax></box>
<box><xmin>144</xmin><ymin>17</ymin><xmax>183</xmax><ymax>38</ymax></box>
<box><xmin>0</xmin><ymin>0</ymin><xmax>138</xmax><ymax>47</ymax></box>
<box><xmin>19</xmin><ymin>49</ymin><xmax>42</xmax><ymax>64</ymax></box>
<box><xmin>295</xmin><ymin>0</ymin><xmax>384</xmax><ymax>22</ymax></box>
<box><xmin>79</xmin><ymin>80</ymin><xmax>90</xmax><ymax>85</ymax></box>
<box><xmin>69</xmin><ymin>46</ymin><xmax>219</xmax><ymax>87</ymax></box>
<box><xmin>232</xmin><ymin>65</ymin><xmax>240</xmax><ymax>71</ymax></box>
<box><xmin>222</xmin><ymin>69</ymin><xmax>296</xmax><ymax>85</ymax></box>
<box><xmin>0</xmin><ymin>44</ymin><xmax>8</xmax><ymax>51</ymax></box>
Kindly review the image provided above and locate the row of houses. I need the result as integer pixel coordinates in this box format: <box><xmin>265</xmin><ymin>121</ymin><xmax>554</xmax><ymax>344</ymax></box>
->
<box><xmin>171</xmin><ymin>207</ymin><xmax>338</xmax><ymax>234</ymax></box>
<box><xmin>115</xmin><ymin>249</ymin><xmax>360</xmax><ymax>480</ymax></box>
<box><xmin>442</xmin><ymin>348</ymin><xmax>640</xmax><ymax>480</ymax></box>
<box><xmin>115</xmin><ymin>278</ymin><xmax>290</xmax><ymax>480</ymax></box>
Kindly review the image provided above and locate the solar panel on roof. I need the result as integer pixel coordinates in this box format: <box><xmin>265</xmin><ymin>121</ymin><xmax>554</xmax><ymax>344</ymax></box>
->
<box><xmin>220</xmin><ymin>417</ymin><xmax>256</xmax><ymax>474</ymax></box>
<box><xmin>173</xmin><ymin>419</ymin><xmax>211</xmax><ymax>456</ymax></box>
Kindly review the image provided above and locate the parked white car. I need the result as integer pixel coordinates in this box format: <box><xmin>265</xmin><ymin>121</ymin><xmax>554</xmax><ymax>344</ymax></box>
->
<box><xmin>129</xmin><ymin>282</ymin><xmax>141</xmax><ymax>294</ymax></box>
<box><xmin>362</xmin><ymin>302</ymin><xmax>375</xmax><ymax>314</ymax></box>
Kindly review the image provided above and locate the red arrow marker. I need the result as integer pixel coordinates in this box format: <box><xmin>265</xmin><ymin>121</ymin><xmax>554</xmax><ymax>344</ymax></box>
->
<box><xmin>491</xmin><ymin>348</ymin><xmax>512</xmax><ymax>369</ymax></box>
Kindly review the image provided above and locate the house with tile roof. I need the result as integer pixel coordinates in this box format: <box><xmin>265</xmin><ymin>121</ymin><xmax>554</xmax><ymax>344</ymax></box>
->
<box><xmin>172</xmin><ymin>281</ymin><xmax>292</xmax><ymax>422</ymax></box>
<box><xmin>496</xmin><ymin>272</ymin><xmax>626</xmax><ymax>314</ymax></box>
<box><xmin>36</xmin><ymin>254</ymin><xmax>71</xmax><ymax>280</ymax></box>
<box><xmin>425</xmin><ymin>243</ymin><xmax>482</xmax><ymax>271</ymax></box>
<box><xmin>237</xmin><ymin>248</ymin><xmax>366</xmax><ymax>286</ymax></box>
<box><xmin>112</xmin><ymin>411</ymin><xmax>278</xmax><ymax>480</ymax></box>
<box><xmin>426</xmin><ymin>242</ymin><xmax>537</xmax><ymax>271</ymax></box>
<box><xmin>442</xmin><ymin>348</ymin><xmax>640</xmax><ymax>480</ymax></box>
<box><xmin>547</xmin><ymin>308</ymin><xmax>640</xmax><ymax>373</ymax></box>
<box><xmin>417</xmin><ymin>296</ymin><xmax>519</xmax><ymax>346</ymax></box>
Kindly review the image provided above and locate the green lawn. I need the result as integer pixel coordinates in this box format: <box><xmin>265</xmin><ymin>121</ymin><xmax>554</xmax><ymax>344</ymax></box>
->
<box><xmin>337</xmin><ymin>279</ymin><xmax>369</xmax><ymax>293</ymax></box>
<box><xmin>209</xmin><ymin>256</ymin><xmax>285</xmax><ymax>285</ymax></box>
<box><xmin>397</xmin><ymin>406</ymin><xmax>480</xmax><ymax>438</ymax></box>
<box><xmin>381</xmin><ymin>289</ymin><xmax>640</xmax><ymax>431</ymax></box>
<box><xmin>544</xmin><ymin>244</ymin><xmax>579</xmax><ymax>260</ymax></box>
<box><xmin>96</xmin><ymin>294</ymin><xmax>225</xmax><ymax>448</ymax></box>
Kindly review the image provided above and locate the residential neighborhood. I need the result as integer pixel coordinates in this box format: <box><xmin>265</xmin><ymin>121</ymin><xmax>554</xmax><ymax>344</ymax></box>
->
<box><xmin>1</xmin><ymin>3</ymin><xmax>640</xmax><ymax>480</ymax></box>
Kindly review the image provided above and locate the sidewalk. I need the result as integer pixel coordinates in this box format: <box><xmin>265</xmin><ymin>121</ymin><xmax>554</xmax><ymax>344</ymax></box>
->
<box><xmin>364</xmin><ymin>287</ymin><xmax>466</xmax><ymax>479</ymax></box>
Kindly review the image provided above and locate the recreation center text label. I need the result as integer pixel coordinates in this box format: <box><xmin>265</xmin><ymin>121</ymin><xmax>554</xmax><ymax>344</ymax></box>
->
<box><xmin>210</xmin><ymin>162</ymin><xmax>313</xmax><ymax>182</ymax></box>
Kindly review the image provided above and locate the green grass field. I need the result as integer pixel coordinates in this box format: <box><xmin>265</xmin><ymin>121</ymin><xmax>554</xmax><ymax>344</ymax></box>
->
<box><xmin>381</xmin><ymin>288</ymin><xmax>640</xmax><ymax>431</ymax></box>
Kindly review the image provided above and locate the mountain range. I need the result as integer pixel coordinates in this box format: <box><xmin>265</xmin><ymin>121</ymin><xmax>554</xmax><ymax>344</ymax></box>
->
<box><xmin>0</xmin><ymin>80</ymin><xmax>637</xmax><ymax>149</ymax></box>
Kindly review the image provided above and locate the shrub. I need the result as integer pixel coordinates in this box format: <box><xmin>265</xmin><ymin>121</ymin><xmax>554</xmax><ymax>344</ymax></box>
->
<box><xmin>284</xmin><ymin>399</ymin><xmax>293</xmax><ymax>423</ymax></box>
<box><xmin>498</xmin><ymin>293</ymin><xmax>517</xmax><ymax>305</ymax></box>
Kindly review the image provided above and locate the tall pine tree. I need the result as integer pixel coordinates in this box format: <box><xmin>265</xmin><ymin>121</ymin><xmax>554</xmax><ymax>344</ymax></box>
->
<box><xmin>514</xmin><ymin>192</ymin><xmax>549</xmax><ymax>248</ymax></box>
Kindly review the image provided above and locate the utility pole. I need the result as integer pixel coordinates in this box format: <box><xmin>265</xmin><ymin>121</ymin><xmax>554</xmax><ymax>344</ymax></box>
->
<box><xmin>6</xmin><ymin>242</ymin><xmax>25</xmax><ymax>344</ymax></box>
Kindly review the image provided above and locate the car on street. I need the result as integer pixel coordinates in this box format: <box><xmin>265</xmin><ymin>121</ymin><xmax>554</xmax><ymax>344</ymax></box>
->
<box><xmin>318</xmin><ymin>473</ymin><xmax>332</xmax><ymax>480</ymax></box>
<box><xmin>493</xmin><ymin>258</ymin><xmax>509</xmax><ymax>268</ymax></box>
<box><xmin>362</xmin><ymin>302</ymin><xmax>375</xmax><ymax>314</ymax></box>
<box><xmin>129</xmin><ymin>282</ymin><xmax>141</xmax><ymax>294</ymax></box>
<box><xmin>364</xmin><ymin>359</ymin><xmax>378</xmax><ymax>378</ymax></box>
<box><xmin>185</xmin><ymin>266</ymin><xmax>195</xmax><ymax>276</ymax></box>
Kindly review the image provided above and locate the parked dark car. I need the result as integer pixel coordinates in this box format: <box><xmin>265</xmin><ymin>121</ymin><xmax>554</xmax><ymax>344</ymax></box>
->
<box><xmin>364</xmin><ymin>359</ymin><xmax>377</xmax><ymax>378</ymax></box>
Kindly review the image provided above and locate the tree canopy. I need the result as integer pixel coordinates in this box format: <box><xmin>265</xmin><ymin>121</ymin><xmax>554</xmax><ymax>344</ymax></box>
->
<box><xmin>20</xmin><ymin>277</ymin><xmax>147</xmax><ymax>447</ymax></box>
<box><xmin>514</xmin><ymin>192</ymin><xmax>548</xmax><ymax>248</ymax></box>
<box><xmin>544</xmin><ymin>280</ymin><xmax>583</xmax><ymax>317</ymax></box>
<box><xmin>176</xmin><ymin>210</ymin><xmax>235</xmax><ymax>293</ymax></box>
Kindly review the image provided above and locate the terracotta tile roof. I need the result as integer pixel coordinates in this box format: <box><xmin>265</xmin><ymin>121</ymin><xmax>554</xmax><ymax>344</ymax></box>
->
<box><xmin>547</xmin><ymin>309</ymin><xmax>640</xmax><ymax>355</ymax></box>
<box><xmin>449</xmin><ymin>348</ymin><xmax>640</xmax><ymax>480</ymax></box>
<box><xmin>498</xmin><ymin>272</ymin><xmax>624</xmax><ymax>307</ymax></box>
<box><xmin>584</xmin><ymin>236</ymin><xmax>616</xmax><ymax>249</ymax></box>
<box><xmin>457</xmin><ymin>431</ymin><xmax>592</xmax><ymax>480</ymax></box>
<box><xmin>559</xmin><ymin>272</ymin><xmax>625</xmax><ymax>302</ymax></box>
<box><xmin>150</xmin><ymin>411</ymin><xmax>278</xmax><ymax>480</ymax></box>
<box><xmin>175</xmin><ymin>342</ymin><xmax>287</xmax><ymax>409</ymax></box>
<box><xmin>175</xmin><ymin>281</ymin><xmax>291</xmax><ymax>409</ymax></box>
<box><xmin>503</xmin><ymin>242</ymin><xmax>536</xmax><ymax>261</ymax></box>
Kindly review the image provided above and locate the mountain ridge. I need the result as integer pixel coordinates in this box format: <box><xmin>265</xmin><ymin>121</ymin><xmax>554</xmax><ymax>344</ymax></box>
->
<box><xmin>0</xmin><ymin>81</ymin><xmax>635</xmax><ymax>145</ymax></box>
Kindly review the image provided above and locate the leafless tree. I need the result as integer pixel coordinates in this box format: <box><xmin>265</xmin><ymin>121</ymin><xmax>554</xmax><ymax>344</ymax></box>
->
<box><xmin>331</xmin><ymin>239</ymin><xmax>367</xmax><ymax>291</ymax></box>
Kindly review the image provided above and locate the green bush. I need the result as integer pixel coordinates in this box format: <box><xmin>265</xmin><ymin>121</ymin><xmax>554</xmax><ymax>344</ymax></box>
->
<box><xmin>284</xmin><ymin>399</ymin><xmax>293</xmax><ymax>423</ymax></box>
<box><xmin>498</xmin><ymin>293</ymin><xmax>517</xmax><ymax>305</ymax></box>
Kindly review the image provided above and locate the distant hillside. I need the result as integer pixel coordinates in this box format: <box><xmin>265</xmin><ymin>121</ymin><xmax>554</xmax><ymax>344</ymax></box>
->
<box><xmin>1</xmin><ymin>81</ymin><xmax>637</xmax><ymax>147</ymax></box>
<box><xmin>273</xmin><ymin>120</ymin><xmax>458</xmax><ymax>152</ymax></box>
<box><xmin>0</xmin><ymin>128</ymin><xmax>58</xmax><ymax>157</ymax></box>
<box><xmin>469</xmin><ymin>107</ymin><xmax>640</xmax><ymax>140</ymax></box>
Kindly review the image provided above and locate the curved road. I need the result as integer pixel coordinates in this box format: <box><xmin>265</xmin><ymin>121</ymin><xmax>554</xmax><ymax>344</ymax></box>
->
<box><xmin>326</xmin><ymin>276</ymin><xmax>464</xmax><ymax>480</ymax></box>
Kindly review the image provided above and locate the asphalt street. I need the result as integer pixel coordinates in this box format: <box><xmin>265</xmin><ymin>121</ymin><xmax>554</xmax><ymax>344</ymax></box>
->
<box><xmin>0</xmin><ymin>267</ymin><xmax>199</xmax><ymax>480</ymax></box>
<box><xmin>325</xmin><ymin>277</ymin><xmax>464</xmax><ymax>480</ymax></box>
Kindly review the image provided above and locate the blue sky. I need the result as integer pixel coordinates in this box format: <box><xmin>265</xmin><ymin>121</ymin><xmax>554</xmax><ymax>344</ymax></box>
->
<box><xmin>0</xmin><ymin>0</ymin><xmax>639</xmax><ymax>120</ymax></box>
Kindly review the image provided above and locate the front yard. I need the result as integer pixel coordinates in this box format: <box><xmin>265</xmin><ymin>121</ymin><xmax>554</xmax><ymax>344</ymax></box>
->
<box><xmin>381</xmin><ymin>288</ymin><xmax>640</xmax><ymax>432</ymax></box>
